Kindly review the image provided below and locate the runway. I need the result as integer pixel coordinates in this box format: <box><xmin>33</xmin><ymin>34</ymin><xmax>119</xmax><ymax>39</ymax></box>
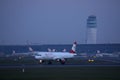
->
<box><xmin>0</xmin><ymin>59</ymin><xmax>120</xmax><ymax>80</ymax></box>
<box><xmin>0</xmin><ymin>56</ymin><xmax>120</xmax><ymax>69</ymax></box>
<box><xmin>0</xmin><ymin>64</ymin><xmax>120</xmax><ymax>69</ymax></box>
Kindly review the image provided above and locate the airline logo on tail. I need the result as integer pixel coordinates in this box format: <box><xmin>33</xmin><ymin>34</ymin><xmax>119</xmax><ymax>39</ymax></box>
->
<box><xmin>70</xmin><ymin>41</ymin><xmax>77</xmax><ymax>54</ymax></box>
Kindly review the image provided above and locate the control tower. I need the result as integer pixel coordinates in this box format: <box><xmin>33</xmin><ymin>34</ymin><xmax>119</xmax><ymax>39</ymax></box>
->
<box><xmin>86</xmin><ymin>15</ymin><xmax>97</xmax><ymax>44</ymax></box>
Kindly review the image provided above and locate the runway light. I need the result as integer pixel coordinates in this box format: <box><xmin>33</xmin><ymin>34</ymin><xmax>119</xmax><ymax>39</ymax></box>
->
<box><xmin>39</xmin><ymin>60</ymin><xmax>42</xmax><ymax>63</ymax></box>
<box><xmin>88</xmin><ymin>59</ymin><xmax>94</xmax><ymax>62</ymax></box>
<box><xmin>22</xmin><ymin>68</ymin><xmax>24</xmax><ymax>72</ymax></box>
<box><xmin>91</xmin><ymin>59</ymin><xmax>94</xmax><ymax>62</ymax></box>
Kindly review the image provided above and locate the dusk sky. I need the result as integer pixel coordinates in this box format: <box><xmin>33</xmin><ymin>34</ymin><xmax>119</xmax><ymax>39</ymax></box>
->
<box><xmin>0</xmin><ymin>0</ymin><xmax>120</xmax><ymax>45</ymax></box>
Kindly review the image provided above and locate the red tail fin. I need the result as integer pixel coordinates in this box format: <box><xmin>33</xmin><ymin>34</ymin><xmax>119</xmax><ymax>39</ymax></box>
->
<box><xmin>70</xmin><ymin>41</ymin><xmax>77</xmax><ymax>53</ymax></box>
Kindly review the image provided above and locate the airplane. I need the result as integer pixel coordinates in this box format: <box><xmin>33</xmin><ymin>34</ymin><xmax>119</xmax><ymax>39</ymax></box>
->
<box><xmin>11</xmin><ymin>50</ymin><xmax>32</xmax><ymax>60</ymax></box>
<box><xmin>31</xmin><ymin>42</ymin><xmax>77</xmax><ymax>64</ymax></box>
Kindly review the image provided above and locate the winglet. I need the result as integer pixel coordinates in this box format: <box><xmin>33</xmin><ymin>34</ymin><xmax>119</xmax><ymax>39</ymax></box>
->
<box><xmin>29</xmin><ymin>47</ymin><xmax>34</xmax><ymax>52</ymax></box>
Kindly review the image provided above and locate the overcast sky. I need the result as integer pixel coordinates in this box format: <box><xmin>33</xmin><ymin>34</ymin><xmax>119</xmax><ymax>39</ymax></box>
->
<box><xmin>0</xmin><ymin>0</ymin><xmax>120</xmax><ymax>45</ymax></box>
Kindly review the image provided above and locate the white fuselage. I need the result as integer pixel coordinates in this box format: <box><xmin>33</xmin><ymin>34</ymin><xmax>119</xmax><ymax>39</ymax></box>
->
<box><xmin>33</xmin><ymin>52</ymin><xmax>76</xmax><ymax>60</ymax></box>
